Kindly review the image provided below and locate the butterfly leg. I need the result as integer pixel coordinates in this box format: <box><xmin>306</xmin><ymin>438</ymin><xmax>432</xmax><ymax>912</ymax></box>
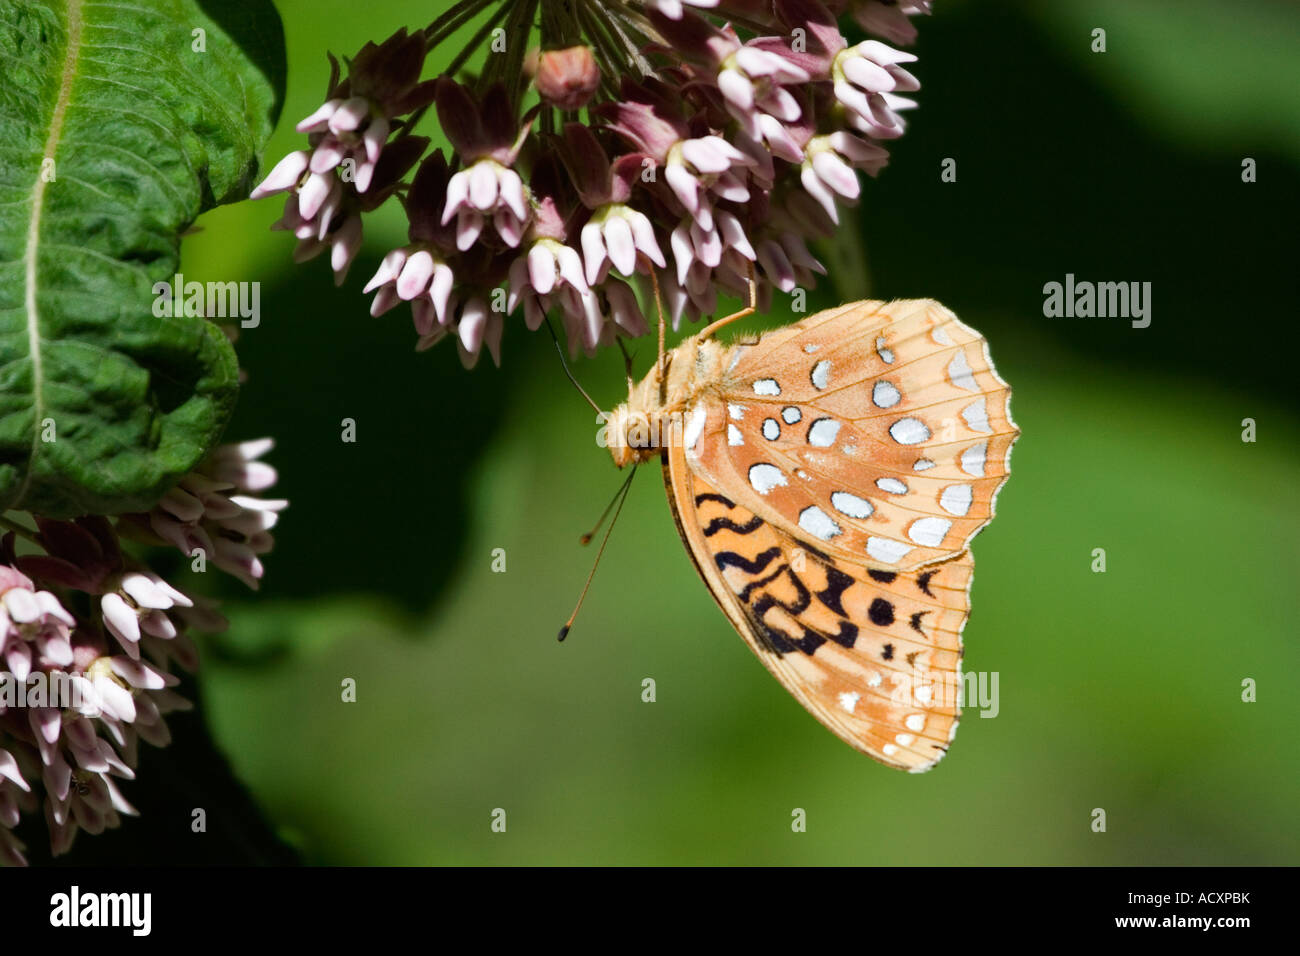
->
<box><xmin>647</xmin><ymin>265</ymin><xmax>669</xmax><ymax>404</ymax></box>
<box><xmin>698</xmin><ymin>266</ymin><xmax>758</xmax><ymax>341</ymax></box>
<box><xmin>616</xmin><ymin>338</ymin><xmax>636</xmax><ymax>395</ymax></box>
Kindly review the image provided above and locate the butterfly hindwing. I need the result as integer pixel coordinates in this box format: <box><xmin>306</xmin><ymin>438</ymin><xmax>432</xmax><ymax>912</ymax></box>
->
<box><xmin>691</xmin><ymin>299</ymin><xmax>1017</xmax><ymax>572</ymax></box>
<box><xmin>663</xmin><ymin>443</ymin><xmax>971</xmax><ymax>772</ymax></box>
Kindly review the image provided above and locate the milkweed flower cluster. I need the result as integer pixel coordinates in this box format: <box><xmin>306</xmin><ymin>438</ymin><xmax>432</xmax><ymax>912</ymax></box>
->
<box><xmin>0</xmin><ymin>440</ymin><xmax>285</xmax><ymax>865</ymax></box>
<box><xmin>252</xmin><ymin>0</ymin><xmax>931</xmax><ymax>368</ymax></box>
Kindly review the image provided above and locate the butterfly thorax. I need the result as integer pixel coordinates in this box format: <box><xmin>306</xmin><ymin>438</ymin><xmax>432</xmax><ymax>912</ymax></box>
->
<box><xmin>605</xmin><ymin>337</ymin><xmax>732</xmax><ymax>468</ymax></box>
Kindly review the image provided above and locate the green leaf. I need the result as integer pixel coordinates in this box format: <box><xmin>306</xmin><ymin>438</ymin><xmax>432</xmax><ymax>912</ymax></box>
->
<box><xmin>0</xmin><ymin>0</ymin><xmax>286</xmax><ymax>517</ymax></box>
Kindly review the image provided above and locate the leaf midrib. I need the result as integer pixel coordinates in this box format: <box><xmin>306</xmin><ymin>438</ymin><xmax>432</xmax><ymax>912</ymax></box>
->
<box><xmin>19</xmin><ymin>0</ymin><xmax>82</xmax><ymax>509</ymax></box>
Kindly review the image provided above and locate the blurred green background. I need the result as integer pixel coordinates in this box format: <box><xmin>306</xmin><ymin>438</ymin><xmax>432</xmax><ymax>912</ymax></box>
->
<box><xmin>87</xmin><ymin>0</ymin><xmax>1300</xmax><ymax>864</ymax></box>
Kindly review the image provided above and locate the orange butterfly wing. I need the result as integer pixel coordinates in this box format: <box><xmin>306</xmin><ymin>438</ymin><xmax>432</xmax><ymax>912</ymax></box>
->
<box><xmin>692</xmin><ymin>299</ymin><xmax>1017</xmax><ymax>572</ymax></box>
<box><xmin>647</xmin><ymin>298</ymin><xmax>1016</xmax><ymax>768</ymax></box>
<box><xmin>663</xmin><ymin>448</ymin><xmax>971</xmax><ymax>771</ymax></box>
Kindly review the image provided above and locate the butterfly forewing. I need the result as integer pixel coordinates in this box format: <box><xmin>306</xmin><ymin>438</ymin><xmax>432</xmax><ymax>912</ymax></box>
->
<box><xmin>663</xmin><ymin>451</ymin><xmax>971</xmax><ymax>771</ymax></box>
<box><xmin>695</xmin><ymin>299</ymin><xmax>1016</xmax><ymax>573</ymax></box>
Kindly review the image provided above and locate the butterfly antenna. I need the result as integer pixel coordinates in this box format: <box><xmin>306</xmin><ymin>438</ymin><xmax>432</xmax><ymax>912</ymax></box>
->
<box><xmin>545</xmin><ymin>318</ymin><xmax>601</xmax><ymax>415</ymax></box>
<box><xmin>578</xmin><ymin>461</ymin><xmax>635</xmax><ymax>545</ymax></box>
<box><xmin>558</xmin><ymin>466</ymin><xmax>638</xmax><ymax>642</ymax></box>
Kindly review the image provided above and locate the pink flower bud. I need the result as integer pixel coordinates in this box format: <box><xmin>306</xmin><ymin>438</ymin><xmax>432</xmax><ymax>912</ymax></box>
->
<box><xmin>533</xmin><ymin>46</ymin><xmax>601</xmax><ymax>111</ymax></box>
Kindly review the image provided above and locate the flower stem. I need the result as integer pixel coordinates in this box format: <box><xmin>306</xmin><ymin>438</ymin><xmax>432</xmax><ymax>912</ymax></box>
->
<box><xmin>576</xmin><ymin>0</ymin><xmax>631</xmax><ymax>88</ymax></box>
<box><xmin>0</xmin><ymin>513</ymin><xmax>41</xmax><ymax>545</ymax></box>
<box><xmin>426</xmin><ymin>0</ymin><xmax>500</xmax><ymax>49</ymax></box>
<box><xmin>596</xmin><ymin>1</ymin><xmax>656</xmax><ymax>76</ymax></box>
<box><xmin>447</xmin><ymin>0</ymin><xmax>518</xmax><ymax>81</ymax></box>
<box><xmin>505</xmin><ymin>0</ymin><xmax>542</xmax><ymax>105</ymax></box>
<box><xmin>540</xmin><ymin>0</ymin><xmax>583</xmax><ymax>47</ymax></box>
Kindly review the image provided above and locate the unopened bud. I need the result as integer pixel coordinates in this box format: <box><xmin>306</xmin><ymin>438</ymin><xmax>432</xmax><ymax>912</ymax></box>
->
<box><xmin>532</xmin><ymin>45</ymin><xmax>600</xmax><ymax>111</ymax></box>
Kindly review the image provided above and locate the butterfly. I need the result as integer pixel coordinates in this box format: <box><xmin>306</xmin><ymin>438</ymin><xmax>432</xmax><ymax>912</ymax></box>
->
<box><xmin>604</xmin><ymin>298</ymin><xmax>1018</xmax><ymax>771</ymax></box>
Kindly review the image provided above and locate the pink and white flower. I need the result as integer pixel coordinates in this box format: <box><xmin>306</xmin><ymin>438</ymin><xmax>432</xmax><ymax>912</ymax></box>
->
<box><xmin>832</xmin><ymin>40</ymin><xmax>920</xmax><ymax>139</ymax></box>
<box><xmin>800</xmin><ymin>132</ymin><xmax>890</xmax><ymax>222</ymax></box>
<box><xmin>415</xmin><ymin>295</ymin><xmax>504</xmax><ymax>370</ymax></box>
<box><xmin>581</xmin><ymin>204</ymin><xmax>667</xmax><ymax>286</ymax></box>
<box><xmin>442</xmin><ymin>159</ymin><xmax>531</xmax><ymax>250</ymax></box>
<box><xmin>664</xmin><ymin>136</ymin><xmax>755</xmax><ymax>229</ymax></box>
<box><xmin>645</xmin><ymin>0</ymin><xmax>719</xmax><ymax>20</ymax></box>
<box><xmin>756</xmin><ymin>232</ymin><xmax>826</xmax><ymax>292</ymax></box>
<box><xmin>364</xmin><ymin>247</ymin><xmax>457</xmax><ymax>334</ymax></box>
<box><xmin>141</xmin><ymin>440</ymin><xmax>287</xmax><ymax>591</ymax></box>
<box><xmin>100</xmin><ymin>571</ymin><xmax>192</xmax><ymax>659</ymax></box>
<box><xmin>850</xmin><ymin>0</ymin><xmax>932</xmax><ymax>47</ymax></box>
<box><xmin>508</xmin><ymin>239</ymin><xmax>597</xmax><ymax>346</ymax></box>
<box><xmin>296</xmin><ymin>96</ymin><xmax>390</xmax><ymax>193</ymax></box>
<box><xmin>0</xmin><ymin>569</ymin><xmax>75</xmax><ymax>680</ymax></box>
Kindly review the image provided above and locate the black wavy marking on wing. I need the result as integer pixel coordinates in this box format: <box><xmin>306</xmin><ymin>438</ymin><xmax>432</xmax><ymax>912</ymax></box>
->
<box><xmin>739</xmin><ymin>563</ymin><xmax>790</xmax><ymax>602</ymax></box>
<box><xmin>744</xmin><ymin>566</ymin><xmax>859</xmax><ymax>657</ymax></box>
<box><xmin>698</xmin><ymin>492</ymin><xmax>859</xmax><ymax>657</ymax></box>
<box><xmin>747</xmin><ymin>607</ymin><xmax>859</xmax><ymax>657</ymax></box>
<box><xmin>696</xmin><ymin>492</ymin><xmax>765</xmax><ymax>537</ymax></box>
<box><xmin>694</xmin><ymin>493</ymin><xmax>736</xmax><ymax>508</ymax></box>
<box><xmin>715</xmin><ymin>547</ymin><xmax>782</xmax><ymax>575</ymax></box>
<box><xmin>754</xmin><ymin>569</ymin><xmax>812</xmax><ymax>617</ymax></box>
<box><xmin>916</xmin><ymin>570</ymin><xmax>937</xmax><ymax>597</ymax></box>
<box><xmin>815</xmin><ymin>565</ymin><xmax>854</xmax><ymax>616</ymax></box>
<box><xmin>746</xmin><ymin>602</ymin><xmax>821</xmax><ymax>657</ymax></box>
<box><xmin>703</xmin><ymin>514</ymin><xmax>765</xmax><ymax>537</ymax></box>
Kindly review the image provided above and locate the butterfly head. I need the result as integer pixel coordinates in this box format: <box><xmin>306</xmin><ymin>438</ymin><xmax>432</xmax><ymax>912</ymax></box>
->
<box><xmin>604</xmin><ymin>402</ymin><xmax>667</xmax><ymax>468</ymax></box>
<box><xmin>604</xmin><ymin>337</ymin><xmax>731</xmax><ymax>468</ymax></box>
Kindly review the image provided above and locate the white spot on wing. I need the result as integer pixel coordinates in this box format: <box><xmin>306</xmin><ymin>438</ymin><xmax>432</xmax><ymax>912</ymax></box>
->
<box><xmin>781</xmin><ymin>406</ymin><xmax>801</xmax><ymax>424</ymax></box>
<box><xmin>684</xmin><ymin>404</ymin><xmax>707</xmax><ymax>450</ymax></box>
<box><xmin>798</xmin><ymin>506</ymin><xmax>841</xmax><ymax>541</ymax></box>
<box><xmin>762</xmin><ymin>418</ymin><xmax>780</xmax><ymax>441</ymax></box>
<box><xmin>831</xmin><ymin>491</ymin><xmax>874</xmax><ymax>519</ymax></box>
<box><xmin>889</xmin><ymin>417</ymin><xmax>931</xmax><ymax>445</ymax></box>
<box><xmin>867</xmin><ymin>671</ymin><xmax>883</xmax><ymax>688</ymax></box>
<box><xmin>883</xmin><ymin>743</ymin><xmax>899</xmax><ymax>757</ymax></box>
<box><xmin>875</xmin><ymin>336</ymin><xmax>894</xmax><ymax>364</ymax></box>
<box><xmin>867</xmin><ymin>537</ymin><xmax>913</xmax><ymax>564</ymax></box>
<box><xmin>807</xmin><ymin>418</ymin><xmax>841</xmax><ymax>447</ymax></box>
<box><xmin>753</xmin><ymin>378</ymin><xmax>781</xmax><ymax>396</ymax></box>
<box><xmin>947</xmin><ymin>350</ymin><xmax>977</xmax><ymax>391</ymax></box>
<box><xmin>913</xmin><ymin>458</ymin><xmax>936</xmax><ymax>472</ymax></box>
<box><xmin>727</xmin><ymin>346</ymin><xmax>747</xmax><ymax>372</ymax></box>
<box><xmin>962</xmin><ymin>397</ymin><xmax>991</xmax><ymax>433</ymax></box>
<box><xmin>838</xmin><ymin>691</ymin><xmax>860</xmax><ymax>714</ymax></box>
<box><xmin>728</xmin><ymin>403</ymin><xmax>746</xmax><ymax>420</ymax></box>
<box><xmin>896</xmin><ymin>733</ymin><xmax>915</xmax><ymax>746</ymax></box>
<box><xmin>803</xmin><ymin>343</ymin><xmax>820</xmax><ymax>353</ymax></box>
<box><xmin>960</xmin><ymin>442</ymin><xmax>987</xmax><ymax>477</ymax></box>
<box><xmin>908</xmin><ymin>516</ymin><xmax>952</xmax><ymax>547</ymax></box>
<box><xmin>876</xmin><ymin>477</ymin><xmax>908</xmax><ymax>495</ymax></box>
<box><xmin>810</xmin><ymin>359</ymin><xmax>832</xmax><ymax>390</ymax></box>
<box><xmin>940</xmin><ymin>483</ymin><xmax>973</xmax><ymax>516</ymax></box>
<box><xmin>727</xmin><ymin>424</ymin><xmax>744</xmax><ymax>446</ymax></box>
<box><xmin>872</xmin><ymin>381</ymin><xmax>901</xmax><ymax>408</ymax></box>
<box><xmin>930</xmin><ymin>324</ymin><xmax>953</xmax><ymax>345</ymax></box>
<box><xmin>748</xmin><ymin>463</ymin><xmax>787</xmax><ymax>495</ymax></box>
<box><xmin>905</xmin><ymin>714</ymin><xmax>926</xmax><ymax>731</ymax></box>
